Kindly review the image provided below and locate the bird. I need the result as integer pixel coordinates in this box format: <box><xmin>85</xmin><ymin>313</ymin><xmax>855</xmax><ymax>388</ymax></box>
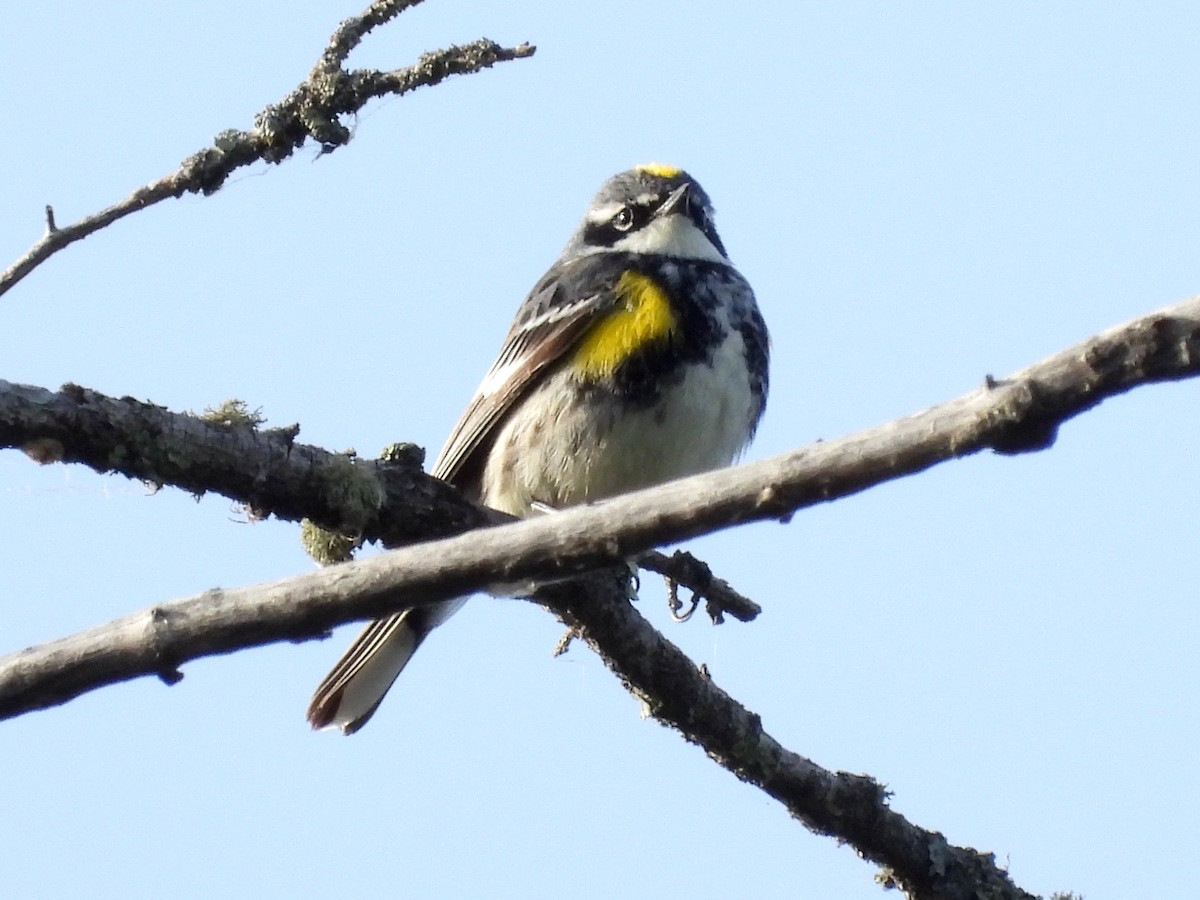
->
<box><xmin>307</xmin><ymin>164</ymin><xmax>769</xmax><ymax>733</ymax></box>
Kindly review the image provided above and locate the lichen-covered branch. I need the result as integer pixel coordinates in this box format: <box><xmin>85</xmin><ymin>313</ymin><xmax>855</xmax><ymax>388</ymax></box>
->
<box><xmin>0</xmin><ymin>381</ymin><xmax>758</xmax><ymax>622</ymax></box>
<box><xmin>0</xmin><ymin>0</ymin><xmax>534</xmax><ymax>298</ymax></box>
<box><xmin>0</xmin><ymin>380</ymin><xmax>487</xmax><ymax>547</ymax></box>
<box><xmin>0</xmin><ymin>381</ymin><xmax>758</xmax><ymax>628</ymax></box>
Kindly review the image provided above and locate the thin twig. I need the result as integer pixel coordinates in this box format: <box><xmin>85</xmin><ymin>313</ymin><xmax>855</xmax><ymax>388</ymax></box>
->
<box><xmin>0</xmin><ymin>1</ymin><xmax>533</xmax><ymax>298</ymax></box>
<box><xmin>638</xmin><ymin>548</ymin><xmax>761</xmax><ymax>622</ymax></box>
<box><xmin>321</xmin><ymin>0</ymin><xmax>424</xmax><ymax>68</ymax></box>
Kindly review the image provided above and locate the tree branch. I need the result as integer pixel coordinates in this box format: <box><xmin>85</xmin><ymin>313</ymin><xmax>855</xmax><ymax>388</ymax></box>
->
<box><xmin>0</xmin><ymin>381</ymin><xmax>487</xmax><ymax>545</ymax></box>
<box><xmin>0</xmin><ymin>468</ymin><xmax>1029</xmax><ymax>899</ymax></box>
<box><xmin>0</xmin><ymin>382</ymin><xmax>759</xmax><ymax>623</ymax></box>
<box><xmin>0</xmin><ymin>0</ymin><xmax>534</xmax><ymax>298</ymax></box>
<box><xmin>4</xmin><ymin>293</ymin><xmax>1198</xmax><ymax>897</ymax></box>
<box><xmin>4</xmin><ymin>293</ymin><xmax>1199</xmax><ymax>687</ymax></box>
<box><xmin>636</xmin><ymin>548</ymin><xmax>761</xmax><ymax>623</ymax></box>
<box><xmin>534</xmin><ymin>577</ymin><xmax>1038</xmax><ymax>900</ymax></box>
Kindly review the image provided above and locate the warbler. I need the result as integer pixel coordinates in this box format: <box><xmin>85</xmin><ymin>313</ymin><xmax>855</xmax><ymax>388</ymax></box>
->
<box><xmin>307</xmin><ymin>164</ymin><xmax>769</xmax><ymax>733</ymax></box>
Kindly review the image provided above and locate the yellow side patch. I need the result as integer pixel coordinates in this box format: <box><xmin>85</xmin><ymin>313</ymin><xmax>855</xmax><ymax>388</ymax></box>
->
<box><xmin>635</xmin><ymin>162</ymin><xmax>683</xmax><ymax>179</ymax></box>
<box><xmin>572</xmin><ymin>272</ymin><xmax>678</xmax><ymax>379</ymax></box>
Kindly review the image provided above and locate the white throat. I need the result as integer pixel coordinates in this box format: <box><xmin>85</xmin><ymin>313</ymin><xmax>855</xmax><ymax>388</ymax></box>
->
<box><xmin>612</xmin><ymin>215</ymin><xmax>727</xmax><ymax>262</ymax></box>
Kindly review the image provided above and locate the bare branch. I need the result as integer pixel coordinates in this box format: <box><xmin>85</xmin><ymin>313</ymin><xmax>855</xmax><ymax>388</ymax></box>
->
<box><xmin>0</xmin><ymin>0</ymin><xmax>534</xmax><ymax>298</ymax></box>
<box><xmin>9</xmin><ymin>292</ymin><xmax>1199</xmax><ymax>579</ymax></box>
<box><xmin>534</xmin><ymin>577</ymin><xmax>1038</xmax><ymax>900</ymax></box>
<box><xmin>637</xmin><ymin>549</ymin><xmax>761</xmax><ymax>623</ymax></box>
<box><xmin>0</xmin><ymin>491</ymin><xmax>1031</xmax><ymax>899</ymax></box>
<box><xmin>6</xmin><ymin>292</ymin><xmax>1192</xmax><ymax>899</ymax></box>
<box><xmin>4</xmin><ymin>294</ymin><xmax>1199</xmax><ymax>691</ymax></box>
<box><xmin>0</xmin><ymin>380</ymin><xmax>487</xmax><ymax>546</ymax></box>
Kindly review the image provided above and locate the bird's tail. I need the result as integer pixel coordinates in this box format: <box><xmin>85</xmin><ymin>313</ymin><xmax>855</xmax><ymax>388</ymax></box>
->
<box><xmin>306</xmin><ymin>598</ymin><xmax>467</xmax><ymax>734</ymax></box>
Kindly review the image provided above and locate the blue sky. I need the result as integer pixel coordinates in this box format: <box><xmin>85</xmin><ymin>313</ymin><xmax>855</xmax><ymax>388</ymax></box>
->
<box><xmin>2</xmin><ymin>3</ymin><xmax>1198</xmax><ymax>898</ymax></box>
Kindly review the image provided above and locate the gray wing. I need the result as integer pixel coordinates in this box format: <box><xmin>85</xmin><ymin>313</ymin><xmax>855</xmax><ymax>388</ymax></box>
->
<box><xmin>430</xmin><ymin>260</ymin><xmax>612</xmax><ymax>485</ymax></box>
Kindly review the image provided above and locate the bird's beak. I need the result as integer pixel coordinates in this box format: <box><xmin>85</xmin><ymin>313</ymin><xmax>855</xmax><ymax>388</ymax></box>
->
<box><xmin>655</xmin><ymin>182</ymin><xmax>691</xmax><ymax>218</ymax></box>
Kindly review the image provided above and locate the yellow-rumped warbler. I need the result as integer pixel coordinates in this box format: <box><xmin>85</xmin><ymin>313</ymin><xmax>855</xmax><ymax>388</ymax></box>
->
<box><xmin>307</xmin><ymin>164</ymin><xmax>769</xmax><ymax>733</ymax></box>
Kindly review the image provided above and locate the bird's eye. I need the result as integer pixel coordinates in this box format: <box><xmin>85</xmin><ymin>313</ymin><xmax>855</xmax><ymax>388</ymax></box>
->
<box><xmin>612</xmin><ymin>206</ymin><xmax>635</xmax><ymax>232</ymax></box>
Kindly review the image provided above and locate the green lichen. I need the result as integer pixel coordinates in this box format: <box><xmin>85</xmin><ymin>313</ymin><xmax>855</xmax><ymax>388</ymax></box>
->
<box><xmin>300</xmin><ymin>519</ymin><xmax>360</xmax><ymax>565</ymax></box>
<box><xmin>298</xmin><ymin>452</ymin><xmax>386</xmax><ymax>564</ymax></box>
<box><xmin>378</xmin><ymin>441</ymin><xmax>425</xmax><ymax>468</ymax></box>
<box><xmin>199</xmin><ymin>399</ymin><xmax>266</xmax><ymax>428</ymax></box>
<box><xmin>319</xmin><ymin>452</ymin><xmax>385</xmax><ymax>534</ymax></box>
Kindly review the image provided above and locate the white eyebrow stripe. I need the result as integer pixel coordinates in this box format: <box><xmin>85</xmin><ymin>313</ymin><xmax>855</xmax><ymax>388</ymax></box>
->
<box><xmin>585</xmin><ymin>202</ymin><xmax>624</xmax><ymax>224</ymax></box>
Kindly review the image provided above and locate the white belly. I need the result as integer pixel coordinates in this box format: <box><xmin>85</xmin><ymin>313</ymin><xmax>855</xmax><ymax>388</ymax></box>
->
<box><xmin>481</xmin><ymin>328</ymin><xmax>758</xmax><ymax>517</ymax></box>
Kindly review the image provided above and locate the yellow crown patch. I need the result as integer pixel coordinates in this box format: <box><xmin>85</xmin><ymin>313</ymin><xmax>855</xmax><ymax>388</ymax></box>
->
<box><xmin>572</xmin><ymin>272</ymin><xmax>678</xmax><ymax>379</ymax></box>
<box><xmin>635</xmin><ymin>163</ymin><xmax>683</xmax><ymax>179</ymax></box>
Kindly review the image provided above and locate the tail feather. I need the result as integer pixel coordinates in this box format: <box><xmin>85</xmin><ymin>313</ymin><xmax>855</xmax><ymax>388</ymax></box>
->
<box><xmin>307</xmin><ymin>598</ymin><xmax>467</xmax><ymax>734</ymax></box>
